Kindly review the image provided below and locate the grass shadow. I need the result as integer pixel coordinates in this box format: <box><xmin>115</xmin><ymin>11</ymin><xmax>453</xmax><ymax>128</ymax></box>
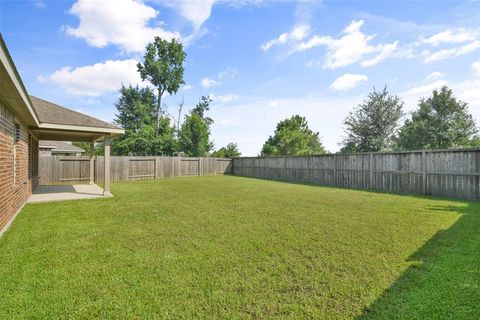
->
<box><xmin>356</xmin><ymin>202</ymin><xmax>480</xmax><ymax>319</ymax></box>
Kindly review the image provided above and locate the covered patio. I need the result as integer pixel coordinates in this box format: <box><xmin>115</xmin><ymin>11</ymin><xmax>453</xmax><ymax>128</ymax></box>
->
<box><xmin>27</xmin><ymin>96</ymin><xmax>124</xmax><ymax>200</ymax></box>
<box><xmin>28</xmin><ymin>184</ymin><xmax>107</xmax><ymax>203</ymax></box>
<box><xmin>0</xmin><ymin>34</ymin><xmax>123</xmax><ymax>234</ymax></box>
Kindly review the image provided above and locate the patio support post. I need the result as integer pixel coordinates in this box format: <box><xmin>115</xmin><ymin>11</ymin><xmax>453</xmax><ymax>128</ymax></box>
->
<box><xmin>89</xmin><ymin>141</ymin><xmax>95</xmax><ymax>185</ymax></box>
<box><xmin>103</xmin><ymin>135</ymin><xmax>112</xmax><ymax>196</ymax></box>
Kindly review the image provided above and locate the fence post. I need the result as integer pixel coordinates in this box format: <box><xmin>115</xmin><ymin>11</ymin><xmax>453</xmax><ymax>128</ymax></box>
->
<box><xmin>369</xmin><ymin>153</ymin><xmax>373</xmax><ymax>189</ymax></box>
<box><xmin>198</xmin><ymin>158</ymin><xmax>201</xmax><ymax>176</ymax></box>
<box><xmin>306</xmin><ymin>156</ymin><xmax>310</xmax><ymax>184</ymax></box>
<box><xmin>253</xmin><ymin>157</ymin><xmax>256</xmax><ymax>177</ymax></box>
<box><xmin>422</xmin><ymin>150</ymin><xmax>427</xmax><ymax>195</ymax></box>
<box><xmin>178</xmin><ymin>157</ymin><xmax>181</xmax><ymax>177</ymax></box>
<box><xmin>283</xmin><ymin>156</ymin><xmax>287</xmax><ymax>182</ymax></box>
<box><xmin>333</xmin><ymin>154</ymin><xmax>337</xmax><ymax>186</ymax></box>
<box><xmin>476</xmin><ymin>150</ymin><xmax>480</xmax><ymax>200</ymax></box>
<box><xmin>89</xmin><ymin>142</ymin><xmax>95</xmax><ymax>184</ymax></box>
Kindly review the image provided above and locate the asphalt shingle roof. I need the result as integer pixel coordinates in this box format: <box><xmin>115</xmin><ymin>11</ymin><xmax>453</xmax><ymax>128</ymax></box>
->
<box><xmin>30</xmin><ymin>95</ymin><xmax>119</xmax><ymax>130</ymax></box>
<box><xmin>39</xmin><ymin>140</ymin><xmax>85</xmax><ymax>152</ymax></box>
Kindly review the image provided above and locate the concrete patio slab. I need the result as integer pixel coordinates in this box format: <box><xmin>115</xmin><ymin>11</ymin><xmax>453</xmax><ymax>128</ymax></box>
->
<box><xmin>28</xmin><ymin>184</ymin><xmax>112</xmax><ymax>203</ymax></box>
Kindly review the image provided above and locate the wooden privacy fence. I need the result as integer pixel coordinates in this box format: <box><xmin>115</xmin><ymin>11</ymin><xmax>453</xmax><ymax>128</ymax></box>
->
<box><xmin>232</xmin><ymin>149</ymin><xmax>480</xmax><ymax>200</ymax></box>
<box><xmin>39</xmin><ymin>156</ymin><xmax>232</xmax><ymax>185</ymax></box>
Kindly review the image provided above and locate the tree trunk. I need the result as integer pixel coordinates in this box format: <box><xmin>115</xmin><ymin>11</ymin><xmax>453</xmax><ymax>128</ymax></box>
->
<box><xmin>156</xmin><ymin>88</ymin><xmax>162</xmax><ymax>136</ymax></box>
<box><xmin>177</xmin><ymin>102</ymin><xmax>183</xmax><ymax>132</ymax></box>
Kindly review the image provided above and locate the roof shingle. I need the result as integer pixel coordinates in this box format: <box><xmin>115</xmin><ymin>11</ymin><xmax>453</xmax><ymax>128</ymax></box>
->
<box><xmin>30</xmin><ymin>95</ymin><xmax>119</xmax><ymax>130</ymax></box>
<box><xmin>39</xmin><ymin>140</ymin><xmax>85</xmax><ymax>153</ymax></box>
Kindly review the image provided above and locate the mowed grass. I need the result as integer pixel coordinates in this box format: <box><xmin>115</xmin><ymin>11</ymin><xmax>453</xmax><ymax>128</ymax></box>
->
<box><xmin>0</xmin><ymin>176</ymin><xmax>479</xmax><ymax>319</ymax></box>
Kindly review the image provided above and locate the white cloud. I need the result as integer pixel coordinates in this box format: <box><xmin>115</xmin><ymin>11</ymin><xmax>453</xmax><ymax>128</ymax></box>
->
<box><xmin>426</xmin><ymin>71</ymin><xmax>445</xmax><ymax>80</ymax></box>
<box><xmin>420</xmin><ymin>28</ymin><xmax>475</xmax><ymax>46</ymax></box>
<box><xmin>209</xmin><ymin>93</ymin><xmax>239</xmax><ymax>104</ymax></box>
<box><xmin>218</xmin><ymin>67</ymin><xmax>239</xmax><ymax>79</ymax></box>
<box><xmin>403</xmin><ymin>79</ymin><xmax>448</xmax><ymax>96</ymax></box>
<box><xmin>161</xmin><ymin>0</ymin><xmax>217</xmax><ymax>30</ymax></box>
<box><xmin>296</xmin><ymin>20</ymin><xmax>399</xmax><ymax>69</ymax></box>
<box><xmin>200</xmin><ymin>67</ymin><xmax>237</xmax><ymax>89</ymax></box>
<box><xmin>298</xmin><ymin>20</ymin><xmax>376</xmax><ymax>68</ymax></box>
<box><xmin>424</xmin><ymin>40</ymin><xmax>480</xmax><ymax>63</ymax></box>
<box><xmin>295</xmin><ymin>34</ymin><xmax>332</xmax><ymax>51</ymax></box>
<box><xmin>201</xmin><ymin>77</ymin><xmax>220</xmax><ymax>88</ymax></box>
<box><xmin>38</xmin><ymin>59</ymin><xmax>142</xmax><ymax>96</ymax></box>
<box><xmin>330</xmin><ymin>73</ymin><xmax>368</xmax><ymax>92</ymax></box>
<box><xmin>65</xmin><ymin>0</ymin><xmax>179</xmax><ymax>53</ymax></box>
<box><xmin>361</xmin><ymin>41</ymin><xmax>398</xmax><ymax>67</ymax></box>
<box><xmin>159</xmin><ymin>0</ymin><xmax>286</xmax><ymax>31</ymax></box>
<box><xmin>261</xmin><ymin>24</ymin><xmax>310</xmax><ymax>51</ymax></box>
<box><xmin>472</xmin><ymin>60</ymin><xmax>480</xmax><ymax>77</ymax></box>
<box><xmin>183</xmin><ymin>84</ymin><xmax>193</xmax><ymax>90</ymax></box>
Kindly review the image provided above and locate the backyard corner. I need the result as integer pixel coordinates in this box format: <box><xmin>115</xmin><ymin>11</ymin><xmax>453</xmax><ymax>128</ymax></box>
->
<box><xmin>1</xmin><ymin>176</ymin><xmax>478</xmax><ymax>319</ymax></box>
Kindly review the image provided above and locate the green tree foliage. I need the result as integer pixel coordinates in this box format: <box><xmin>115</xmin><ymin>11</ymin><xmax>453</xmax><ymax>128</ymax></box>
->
<box><xmin>137</xmin><ymin>37</ymin><xmax>186</xmax><ymax>133</ymax></box>
<box><xmin>112</xmin><ymin>85</ymin><xmax>177</xmax><ymax>155</ymax></box>
<box><xmin>114</xmin><ymin>85</ymin><xmax>156</xmax><ymax>132</ymax></box>
<box><xmin>397</xmin><ymin>86</ymin><xmax>480</xmax><ymax>150</ymax></box>
<box><xmin>260</xmin><ymin>115</ymin><xmax>326</xmax><ymax>156</ymax></box>
<box><xmin>341</xmin><ymin>87</ymin><xmax>404</xmax><ymax>153</ymax></box>
<box><xmin>178</xmin><ymin>96</ymin><xmax>214</xmax><ymax>156</ymax></box>
<box><xmin>212</xmin><ymin>143</ymin><xmax>241</xmax><ymax>158</ymax></box>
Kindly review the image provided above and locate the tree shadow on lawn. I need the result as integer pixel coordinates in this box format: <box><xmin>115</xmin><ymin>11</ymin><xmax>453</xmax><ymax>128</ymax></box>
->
<box><xmin>357</xmin><ymin>202</ymin><xmax>480</xmax><ymax>319</ymax></box>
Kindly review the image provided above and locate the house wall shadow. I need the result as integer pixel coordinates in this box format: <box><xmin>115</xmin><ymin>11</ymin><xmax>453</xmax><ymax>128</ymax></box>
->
<box><xmin>356</xmin><ymin>202</ymin><xmax>480</xmax><ymax>319</ymax></box>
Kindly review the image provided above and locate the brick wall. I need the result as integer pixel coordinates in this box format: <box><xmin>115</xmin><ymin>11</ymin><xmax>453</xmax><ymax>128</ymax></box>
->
<box><xmin>0</xmin><ymin>100</ymin><xmax>38</xmax><ymax>232</ymax></box>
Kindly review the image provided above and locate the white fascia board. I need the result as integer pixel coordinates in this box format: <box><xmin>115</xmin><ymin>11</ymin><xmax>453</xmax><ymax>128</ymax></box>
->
<box><xmin>38</xmin><ymin>122</ymin><xmax>125</xmax><ymax>135</ymax></box>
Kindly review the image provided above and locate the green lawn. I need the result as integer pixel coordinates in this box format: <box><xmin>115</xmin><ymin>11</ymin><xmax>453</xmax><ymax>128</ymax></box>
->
<box><xmin>1</xmin><ymin>176</ymin><xmax>479</xmax><ymax>319</ymax></box>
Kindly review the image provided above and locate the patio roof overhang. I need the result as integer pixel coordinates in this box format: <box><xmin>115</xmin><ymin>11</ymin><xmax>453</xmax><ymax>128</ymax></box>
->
<box><xmin>1</xmin><ymin>34</ymin><xmax>124</xmax><ymax>142</ymax></box>
<box><xmin>1</xmin><ymin>33</ymin><xmax>123</xmax><ymax>197</ymax></box>
<box><xmin>32</xmin><ymin>122</ymin><xmax>124</xmax><ymax>142</ymax></box>
<box><xmin>0</xmin><ymin>35</ymin><xmax>39</xmax><ymax>128</ymax></box>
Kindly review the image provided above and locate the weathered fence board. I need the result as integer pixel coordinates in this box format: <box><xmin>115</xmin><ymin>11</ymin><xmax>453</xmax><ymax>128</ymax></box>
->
<box><xmin>232</xmin><ymin>149</ymin><xmax>480</xmax><ymax>200</ymax></box>
<box><xmin>40</xmin><ymin>156</ymin><xmax>232</xmax><ymax>185</ymax></box>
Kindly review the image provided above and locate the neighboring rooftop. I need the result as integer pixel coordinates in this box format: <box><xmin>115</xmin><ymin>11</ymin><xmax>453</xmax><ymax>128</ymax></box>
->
<box><xmin>39</xmin><ymin>140</ymin><xmax>85</xmax><ymax>153</ymax></box>
<box><xmin>30</xmin><ymin>95</ymin><xmax>119</xmax><ymax>130</ymax></box>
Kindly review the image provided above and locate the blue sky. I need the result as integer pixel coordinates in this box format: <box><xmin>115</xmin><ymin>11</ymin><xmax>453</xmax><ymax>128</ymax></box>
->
<box><xmin>1</xmin><ymin>0</ymin><xmax>479</xmax><ymax>155</ymax></box>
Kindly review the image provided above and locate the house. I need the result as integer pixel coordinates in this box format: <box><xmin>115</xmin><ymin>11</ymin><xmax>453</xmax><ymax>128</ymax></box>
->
<box><xmin>0</xmin><ymin>34</ymin><xmax>124</xmax><ymax>233</ymax></box>
<box><xmin>39</xmin><ymin>140</ymin><xmax>85</xmax><ymax>156</ymax></box>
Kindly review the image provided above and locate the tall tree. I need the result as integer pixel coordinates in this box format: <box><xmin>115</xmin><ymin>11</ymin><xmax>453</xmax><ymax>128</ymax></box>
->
<box><xmin>260</xmin><ymin>115</ymin><xmax>326</xmax><ymax>156</ymax></box>
<box><xmin>178</xmin><ymin>96</ymin><xmax>214</xmax><ymax>156</ymax></box>
<box><xmin>114</xmin><ymin>85</ymin><xmax>156</xmax><ymax>132</ymax></box>
<box><xmin>341</xmin><ymin>87</ymin><xmax>404</xmax><ymax>153</ymax></box>
<box><xmin>112</xmin><ymin>85</ymin><xmax>177</xmax><ymax>155</ymax></box>
<box><xmin>397</xmin><ymin>86</ymin><xmax>480</xmax><ymax>150</ymax></box>
<box><xmin>212</xmin><ymin>143</ymin><xmax>241</xmax><ymax>158</ymax></box>
<box><xmin>137</xmin><ymin>37</ymin><xmax>186</xmax><ymax>134</ymax></box>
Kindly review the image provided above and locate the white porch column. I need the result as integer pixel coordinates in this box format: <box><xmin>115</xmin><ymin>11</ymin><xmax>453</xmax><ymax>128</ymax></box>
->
<box><xmin>89</xmin><ymin>141</ymin><xmax>95</xmax><ymax>185</ymax></box>
<box><xmin>103</xmin><ymin>135</ymin><xmax>112</xmax><ymax>196</ymax></box>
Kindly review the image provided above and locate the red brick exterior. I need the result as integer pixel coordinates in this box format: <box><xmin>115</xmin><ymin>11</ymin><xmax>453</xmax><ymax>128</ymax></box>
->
<box><xmin>0</xmin><ymin>100</ymin><xmax>38</xmax><ymax>231</ymax></box>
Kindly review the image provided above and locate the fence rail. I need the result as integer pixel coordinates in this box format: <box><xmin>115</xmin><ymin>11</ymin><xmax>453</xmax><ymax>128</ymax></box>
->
<box><xmin>232</xmin><ymin>149</ymin><xmax>480</xmax><ymax>200</ymax></box>
<box><xmin>39</xmin><ymin>156</ymin><xmax>232</xmax><ymax>185</ymax></box>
